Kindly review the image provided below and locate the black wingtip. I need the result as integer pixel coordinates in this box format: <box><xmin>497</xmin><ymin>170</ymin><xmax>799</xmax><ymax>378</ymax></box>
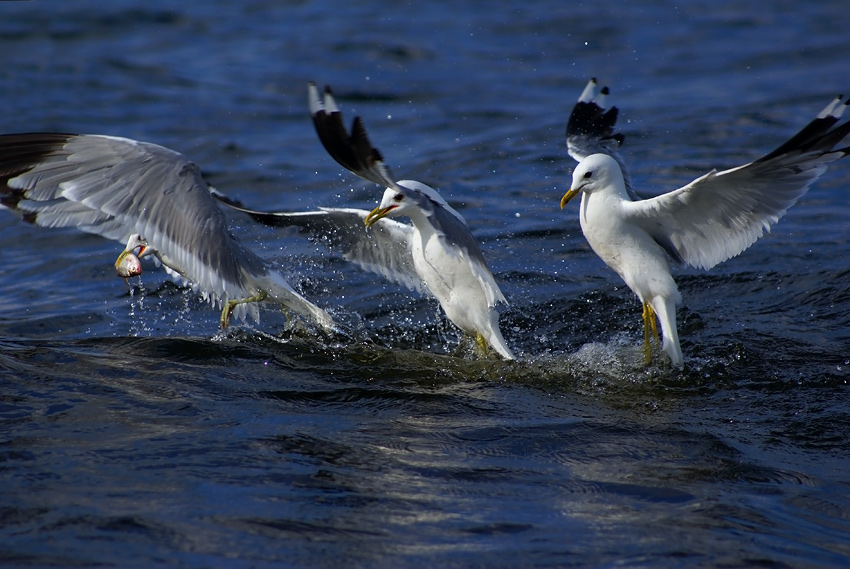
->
<box><xmin>756</xmin><ymin>96</ymin><xmax>850</xmax><ymax>164</ymax></box>
<box><xmin>309</xmin><ymin>84</ymin><xmax>397</xmax><ymax>188</ymax></box>
<box><xmin>350</xmin><ymin>116</ymin><xmax>386</xmax><ymax>170</ymax></box>
<box><xmin>608</xmin><ymin>133</ymin><xmax>625</xmax><ymax>147</ymax></box>
<box><xmin>0</xmin><ymin>133</ymin><xmax>78</xmax><ymax>215</ymax></box>
<box><xmin>212</xmin><ymin>191</ymin><xmax>295</xmax><ymax>229</ymax></box>
<box><xmin>210</xmin><ymin>190</ymin><xmax>245</xmax><ymax>208</ymax></box>
<box><xmin>310</xmin><ymin>85</ymin><xmax>358</xmax><ymax>172</ymax></box>
<box><xmin>566</xmin><ymin>78</ymin><xmax>622</xmax><ymax>140</ymax></box>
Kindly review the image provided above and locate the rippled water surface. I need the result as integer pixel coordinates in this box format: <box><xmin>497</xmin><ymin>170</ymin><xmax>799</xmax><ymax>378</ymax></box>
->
<box><xmin>2</xmin><ymin>1</ymin><xmax>850</xmax><ymax>567</ymax></box>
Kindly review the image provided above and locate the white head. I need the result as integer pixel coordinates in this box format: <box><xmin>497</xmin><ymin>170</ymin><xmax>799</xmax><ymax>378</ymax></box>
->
<box><xmin>364</xmin><ymin>186</ymin><xmax>415</xmax><ymax>227</ymax></box>
<box><xmin>560</xmin><ymin>153</ymin><xmax>626</xmax><ymax>209</ymax></box>
<box><xmin>364</xmin><ymin>180</ymin><xmax>462</xmax><ymax>227</ymax></box>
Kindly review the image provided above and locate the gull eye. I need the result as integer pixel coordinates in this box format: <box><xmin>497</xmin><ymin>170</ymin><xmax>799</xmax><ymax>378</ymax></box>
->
<box><xmin>583</xmin><ymin>171</ymin><xmax>593</xmax><ymax>179</ymax></box>
<box><xmin>392</xmin><ymin>193</ymin><xmax>404</xmax><ymax>202</ymax></box>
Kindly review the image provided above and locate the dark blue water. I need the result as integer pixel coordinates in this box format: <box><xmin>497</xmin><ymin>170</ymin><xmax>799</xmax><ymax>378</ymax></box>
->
<box><xmin>2</xmin><ymin>1</ymin><xmax>850</xmax><ymax>567</ymax></box>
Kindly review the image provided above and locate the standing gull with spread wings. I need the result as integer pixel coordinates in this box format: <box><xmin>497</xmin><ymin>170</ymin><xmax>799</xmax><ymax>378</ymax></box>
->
<box><xmin>560</xmin><ymin>79</ymin><xmax>850</xmax><ymax>367</ymax></box>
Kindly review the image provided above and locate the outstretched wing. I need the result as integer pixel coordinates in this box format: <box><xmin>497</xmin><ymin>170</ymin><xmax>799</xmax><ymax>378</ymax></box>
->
<box><xmin>307</xmin><ymin>83</ymin><xmax>507</xmax><ymax>307</ymax></box>
<box><xmin>0</xmin><ymin>133</ymin><xmax>334</xmax><ymax>326</ymax></box>
<box><xmin>214</xmin><ymin>192</ymin><xmax>424</xmax><ymax>293</ymax></box>
<box><xmin>0</xmin><ymin>133</ymin><xmax>268</xmax><ymax>290</ymax></box>
<box><xmin>628</xmin><ymin>96</ymin><xmax>850</xmax><ymax>270</ymax></box>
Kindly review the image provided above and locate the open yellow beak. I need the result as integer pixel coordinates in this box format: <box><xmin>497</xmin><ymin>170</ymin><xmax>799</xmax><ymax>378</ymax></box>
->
<box><xmin>364</xmin><ymin>205</ymin><xmax>396</xmax><ymax>227</ymax></box>
<box><xmin>560</xmin><ymin>188</ymin><xmax>580</xmax><ymax>210</ymax></box>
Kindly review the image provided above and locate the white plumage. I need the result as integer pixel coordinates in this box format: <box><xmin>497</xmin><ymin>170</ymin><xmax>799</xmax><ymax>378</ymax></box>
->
<box><xmin>217</xmin><ymin>84</ymin><xmax>515</xmax><ymax>360</ymax></box>
<box><xmin>561</xmin><ymin>80</ymin><xmax>850</xmax><ymax>367</ymax></box>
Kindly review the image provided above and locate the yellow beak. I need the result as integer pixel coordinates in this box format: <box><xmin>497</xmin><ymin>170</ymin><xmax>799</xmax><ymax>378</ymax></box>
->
<box><xmin>364</xmin><ymin>205</ymin><xmax>396</xmax><ymax>227</ymax></box>
<box><xmin>115</xmin><ymin>243</ymin><xmax>146</xmax><ymax>264</ymax></box>
<box><xmin>560</xmin><ymin>188</ymin><xmax>580</xmax><ymax>210</ymax></box>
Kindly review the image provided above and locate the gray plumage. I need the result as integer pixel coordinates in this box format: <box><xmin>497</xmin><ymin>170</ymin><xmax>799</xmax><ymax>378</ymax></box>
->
<box><xmin>307</xmin><ymin>84</ymin><xmax>492</xmax><ymax>273</ymax></box>
<box><xmin>211</xmin><ymin>194</ymin><xmax>423</xmax><ymax>292</ymax></box>
<box><xmin>0</xmin><ymin>133</ymin><xmax>336</xmax><ymax>329</ymax></box>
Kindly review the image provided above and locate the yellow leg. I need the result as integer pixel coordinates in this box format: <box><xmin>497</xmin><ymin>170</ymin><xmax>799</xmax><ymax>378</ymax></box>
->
<box><xmin>642</xmin><ymin>302</ymin><xmax>660</xmax><ymax>364</ymax></box>
<box><xmin>474</xmin><ymin>331</ymin><xmax>489</xmax><ymax>355</ymax></box>
<box><xmin>220</xmin><ymin>290</ymin><xmax>268</xmax><ymax>329</ymax></box>
<box><xmin>648</xmin><ymin>304</ymin><xmax>659</xmax><ymax>343</ymax></box>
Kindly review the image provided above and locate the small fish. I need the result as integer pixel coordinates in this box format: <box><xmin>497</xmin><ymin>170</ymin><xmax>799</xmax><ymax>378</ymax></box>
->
<box><xmin>115</xmin><ymin>234</ymin><xmax>148</xmax><ymax>285</ymax></box>
<box><xmin>115</xmin><ymin>251</ymin><xmax>143</xmax><ymax>280</ymax></box>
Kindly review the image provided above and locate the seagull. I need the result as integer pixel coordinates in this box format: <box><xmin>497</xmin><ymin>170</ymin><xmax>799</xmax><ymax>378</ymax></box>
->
<box><xmin>560</xmin><ymin>79</ymin><xmax>850</xmax><ymax>368</ymax></box>
<box><xmin>0</xmin><ymin>132</ymin><xmax>337</xmax><ymax>331</ymax></box>
<box><xmin>216</xmin><ymin>83</ymin><xmax>515</xmax><ymax>360</ymax></box>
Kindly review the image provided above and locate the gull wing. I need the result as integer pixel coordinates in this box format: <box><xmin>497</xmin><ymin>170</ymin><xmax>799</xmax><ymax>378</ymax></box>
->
<box><xmin>309</xmin><ymin>84</ymin><xmax>488</xmax><ymax>244</ymax></box>
<box><xmin>214</xmin><ymin>193</ymin><xmax>424</xmax><ymax>293</ymax></box>
<box><xmin>0</xmin><ymin>133</ymin><xmax>334</xmax><ymax>326</ymax></box>
<box><xmin>566</xmin><ymin>78</ymin><xmax>633</xmax><ymax>196</ymax></box>
<box><xmin>307</xmin><ymin>83</ymin><xmax>508</xmax><ymax>307</ymax></box>
<box><xmin>626</xmin><ymin>96</ymin><xmax>850</xmax><ymax>270</ymax></box>
<box><xmin>464</xmin><ymin>243</ymin><xmax>510</xmax><ymax>309</ymax></box>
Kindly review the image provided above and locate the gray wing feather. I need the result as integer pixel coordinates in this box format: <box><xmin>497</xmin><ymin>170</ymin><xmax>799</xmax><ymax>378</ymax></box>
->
<box><xmin>628</xmin><ymin>96</ymin><xmax>850</xmax><ymax>270</ymax></box>
<box><xmin>215</xmin><ymin>195</ymin><xmax>424</xmax><ymax>292</ymax></box>
<box><xmin>307</xmin><ymin>84</ymin><xmax>507</xmax><ymax>306</ymax></box>
<box><xmin>404</xmin><ymin>189</ymin><xmax>490</xmax><ymax>269</ymax></box>
<box><xmin>0</xmin><ymin>134</ymin><xmax>271</xmax><ymax>313</ymax></box>
<box><xmin>402</xmin><ymin>189</ymin><xmax>507</xmax><ymax>307</ymax></box>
